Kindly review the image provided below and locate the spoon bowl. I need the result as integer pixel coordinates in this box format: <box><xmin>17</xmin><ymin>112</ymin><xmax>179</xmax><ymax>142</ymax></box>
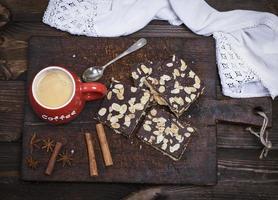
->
<box><xmin>82</xmin><ymin>38</ymin><xmax>147</xmax><ymax>82</ymax></box>
<box><xmin>82</xmin><ymin>66</ymin><xmax>103</xmax><ymax>82</ymax></box>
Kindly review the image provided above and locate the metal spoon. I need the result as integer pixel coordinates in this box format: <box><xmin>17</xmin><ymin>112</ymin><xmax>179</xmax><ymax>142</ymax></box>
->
<box><xmin>82</xmin><ymin>38</ymin><xmax>147</xmax><ymax>82</ymax></box>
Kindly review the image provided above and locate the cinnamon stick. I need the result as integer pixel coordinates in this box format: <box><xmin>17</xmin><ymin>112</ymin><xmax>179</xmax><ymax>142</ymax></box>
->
<box><xmin>45</xmin><ymin>142</ymin><xmax>62</xmax><ymax>175</ymax></box>
<box><xmin>96</xmin><ymin>123</ymin><xmax>113</xmax><ymax>166</ymax></box>
<box><xmin>84</xmin><ymin>133</ymin><xmax>98</xmax><ymax>176</ymax></box>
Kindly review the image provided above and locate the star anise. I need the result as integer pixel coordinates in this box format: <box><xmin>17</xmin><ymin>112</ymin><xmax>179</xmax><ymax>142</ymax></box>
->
<box><xmin>41</xmin><ymin>138</ymin><xmax>55</xmax><ymax>152</ymax></box>
<box><xmin>29</xmin><ymin>133</ymin><xmax>41</xmax><ymax>153</ymax></box>
<box><xmin>26</xmin><ymin>156</ymin><xmax>39</xmax><ymax>170</ymax></box>
<box><xmin>57</xmin><ymin>150</ymin><xmax>74</xmax><ymax>167</ymax></box>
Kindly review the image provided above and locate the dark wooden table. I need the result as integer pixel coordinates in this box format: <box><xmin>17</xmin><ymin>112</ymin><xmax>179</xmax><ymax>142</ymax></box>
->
<box><xmin>0</xmin><ymin>1</ymin><xmax>278</xmax><ymax>199</ymax></box>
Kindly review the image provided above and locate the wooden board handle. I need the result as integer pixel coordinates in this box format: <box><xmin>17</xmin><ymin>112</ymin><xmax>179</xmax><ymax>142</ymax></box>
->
<box><xmin>214</xmin><ymin>98</ymin><xmax>272</xmax><ymax>127</ymax></box>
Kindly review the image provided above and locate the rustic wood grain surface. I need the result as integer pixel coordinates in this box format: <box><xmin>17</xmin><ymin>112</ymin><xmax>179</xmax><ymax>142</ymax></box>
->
<box><xmin>0</xmin><ymin>0</ymin><xmax>278</xmax><ymax>199</ymax></box>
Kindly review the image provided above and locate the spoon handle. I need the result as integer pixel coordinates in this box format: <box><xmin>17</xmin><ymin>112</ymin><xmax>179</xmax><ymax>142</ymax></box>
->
<box><xmin>102</xmin><ymin>38</ymin><xmax>147</xmax><ymax>70</ymax></box>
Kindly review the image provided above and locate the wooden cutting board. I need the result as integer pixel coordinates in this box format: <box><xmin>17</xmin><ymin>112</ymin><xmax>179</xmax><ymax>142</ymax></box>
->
<box><xmin>21</xmin><ymin>37</ymin><xmax>272</xmax><ymax>185</ymax></box>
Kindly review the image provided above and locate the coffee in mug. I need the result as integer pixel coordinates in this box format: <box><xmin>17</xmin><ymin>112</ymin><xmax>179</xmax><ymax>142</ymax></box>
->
<box><xmin>29</xmin><ymin>66</ymin><xmax>107</xmax><ymax>124</ymax></box>
<box><xmin>34</xmin><ymin>69</ymin><xmax>74</xmax><ymax>108</ymax></box>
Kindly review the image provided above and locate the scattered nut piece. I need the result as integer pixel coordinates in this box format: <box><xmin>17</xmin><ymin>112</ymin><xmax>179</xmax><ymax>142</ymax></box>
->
<box><xmin>166</xmin><ymin>63</ymin><xmax>173</xmax><ymax>67</ymax></box>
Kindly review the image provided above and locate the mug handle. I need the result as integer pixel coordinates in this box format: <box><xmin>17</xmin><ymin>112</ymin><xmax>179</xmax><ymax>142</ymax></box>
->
<box><xmin>81</xmin><ymin>82</ymin><xmax>107</xmax><ymax>101</ymax></box>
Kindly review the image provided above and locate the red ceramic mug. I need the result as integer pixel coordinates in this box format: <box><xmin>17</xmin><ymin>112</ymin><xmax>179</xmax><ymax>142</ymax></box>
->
<box><xmin>29</xmin><ymin>66</ymin><xmax>107</xmax><ymax>124</ymax></box>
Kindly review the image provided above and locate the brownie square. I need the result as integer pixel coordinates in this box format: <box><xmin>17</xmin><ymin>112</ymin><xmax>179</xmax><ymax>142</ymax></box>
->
<box><xmin>97</xmin><ymin>79</ymin><xmax>151</xmax><ymax>137</ymax></box>
<box><xmin>145</xmin><ymin>55</ymin><xmax>204</xmax><ymax>117</ymax></box>
<box><xmin>137</xmin><ymin>106</ymin><xmax>196</xmax><ymax>161</ymax></box>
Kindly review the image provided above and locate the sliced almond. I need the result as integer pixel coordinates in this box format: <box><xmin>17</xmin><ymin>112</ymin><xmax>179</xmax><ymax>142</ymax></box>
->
<box><xmin>140</xmin><ymin>96</ymin><xmax>149</xmax><ymax>105</ymax></box>
<box><xmin>161</xmin><ymin>75</ymin><xmax>171</xmax><ymax>81</ymax></box>
<box><xmin>107</xmin><ymin>91</ymin><xmax>112</xmax><ymax>100</ymax></box>
<box><xmin>116</xmin><ymin>93</ymin><xmax>124</xmax><ymax>100</ymax></box>
<box><xmin>112</xmin><ymin>88</ymin><xmax>119</xmax><ymax>94</ymax></box>
<box><xmin>157</xmin><ymin>126</ymin><xmax>165</xmax><ymax>133</ymax></box>
<box><xmin>141</xmin><ymin>64</ymin><xmax>150</xmax><ymax>74</ymax></box>
<box><xmin>128</xmin><ymin>113</ymin><xmax>135</xmax><ymax>119</ymax></box>
<box><xmin>187</xmin><ymin>127</ymin><xmax>194</xmax><ymax>132</ymax></box>
<box><xmin>185</xmin><ymin>132</ymin><xmax>191</xmax><ymax>137</ymax></box>
<box><xmin>175</xmin><ymin>134</ymin><xmax>183</xmax><ymax>142</ymax></box>
<box><xmin>159</xmin><ymin>79</ymin><xmax>165</xmax><ymax>85</ymax></box>
<box><xmin>180</xmin><ymin>59</ymin><xmax>187</xmax><ymax>71</ymax></box>
<box><xmin>134</xmin><ymin>103</ymin><xmax>144</xmax><ymax>110</ymax></box>
<box><xmin>173</xmin><ymin>69</ymin><xmax>180</xmax><ymax>77</ymax></box>
<box><xmin>190</xmin><ymin>94</ymin><xmax>196</xmax><ymax>100</ymax></box>
<box><xmin>130</xmin><ymin>87</ymin><xmax>137</xmax><ymax>93</ymax></box>
<box><xmin>115</xmin><ymin>84</ymin><xmax>124</xmax><ymax>89</ymax></box>
<box><xmin>109</xmin><ymin>106</ymin><xmax>113</xmax><ymax>112</ymax></box>
<box><xmin>171</xmin><ymin>88</ymin><xmax>180</xmax><ymax>94</ymax></box>
<box><xmin>129</xmin><ymin>106</ymin><xmax>136</xmax><ymax>113</ymax></box>
<box><xmin>174</xmin><ymin>81</ymin><xmax>180</xmax><ymax>89</ymax></box>
<box><xmin>158</xmin><ymin>86</ymin><xmax>165</xmax><ymax>93</ymax></box>
<box><xmin>170</xmin><ymin>124</ymin><xmax>179</xmax><ymax>134</ymax></box>
<box><xmin>107</xmin><ymin>113</ymin><xmax>112</xmax><ymax>121</ymax></box>
<box><xmin>128</xmin><ymin>97</ymin><xmax>136</xmax><ymax>105</ymax></box>
<box><xmin>111</xmin><ymin>103</ymin><xmax>121</xmax><ymax>111</ymax></box>
<box><xmin>143</xmin><ymin>124</ymin><xmax>151</xmax><ymax>131</ymax></box>
<box><xmin>98</xmin><ymin>108</ymin><xmax>107</xmax><ymax>116</ymax></box>
<box><xmin>153</xmin><ymin>131</ymin><xmax>160</xmax><ymax>136</ymax></box>
<box><xmin>152</xmin><ymin>118</ymin><xmax>158</xmax><ymax>123</ymax></box>
<box><xmin>169</xmin><ymin>143</ymin><xmax>180</xmax><ymax>153</ymax></box>
<box><xmin>169</xmin><ymin>97</ymin><xmax>175</xmax><ymax>104</ymax></box>
<box><xmin>193</xmin><ymin>83</ymin><xmax>200</xmax><ymax>89</ymax></box>
<box><xmin>119</xmin><ymin>104</ymin><xmax>127</xmax><ymax>114</ymax></box>
<box><xmin>150</xmin><ymin>109</ymin><xmax>157</xmax><ymax>116</ymax></box>
<box><xmin>124</xmin><ymin>120</ymin><xmax>131</xmax><ymax>127</ymax></box>
<box><xmin>111</xmin><ymin>122</ymin><xmax>120</xmax><ymax>129</ymax></box>
<box><xmin>156</xmin><ymin>134</ymin><xmax>164</xmax><ymax>144</ymax></box>
<box><xmin>110</xmin><ymin>116</ymin><xmax>119</xmax><ymax>123</ymax></box>
<box><xmin>124</xmin><ymin>115</ymin><xmax>131</xmax><ymax>122</ymax></box>
<box><xmin>194</xmin><ymin>76</ymin><xmax>201</xmax><ymax>89</ymax></box>
<box><xmin>184</xmin><ymin>87</ymin><xmax>191</xmax><ymax>94</ymax></box>
<box><xmin>189</xmin><ymin>70</ymin><xmax>195</xmax><ymax>78</ymax></box>
<box><xmin>175</xmin><ymin>97</ymin><xmax>184</xmax><ymax>106</ymax></box>
<box><xmin>161</xmin><ymin>143</ymin><xmax>167</xmax><ymax>150</ymax></box>
<box><xmin>165</xmin><ymin>127</ymin><xmax>171</xmax><ymax>135</ymax></box>
<box><xmin>185</xmin><ymin>97</ymin><xmax>192</xmax><ymax>103</ymax></box>
<box><xmin>195</xmin><ymin>75</ymin><xmax>201</xmax><ymax>85</ymax></box>
<box><xmin>159</xmin><ymin>117</ymin><xmax>167</xmax><ymax>124</ymax></box>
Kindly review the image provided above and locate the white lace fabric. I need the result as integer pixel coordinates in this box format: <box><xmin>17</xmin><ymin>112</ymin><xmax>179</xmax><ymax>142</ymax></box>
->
<box><xmin>43</xmin><ymin>0</ymin><xmax>113</xmax><ymax>36</ymax></box>
<box><xmin>214</xmin><ymin>32</ymin><xmax>269</xmax><ymax>98</ymax></box>
<box><xmin>43</xmin><ymin>0</ymin><xmax>278</xmax><ymax>99</ymax></box>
